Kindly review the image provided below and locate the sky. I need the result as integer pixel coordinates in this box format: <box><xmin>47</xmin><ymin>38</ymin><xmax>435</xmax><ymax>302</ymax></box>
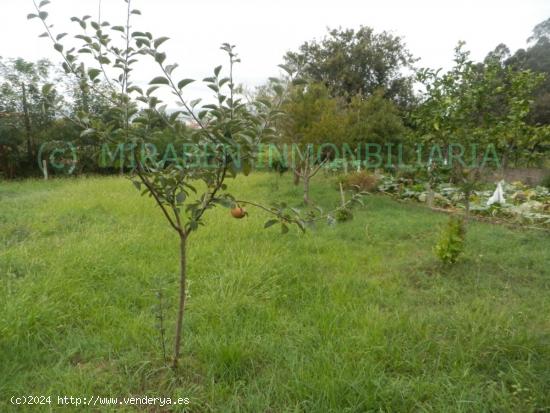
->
<box><xmin>1</xmin><ymin>0</ymin><xmax>549</xmax><ymax>101</ymax></box>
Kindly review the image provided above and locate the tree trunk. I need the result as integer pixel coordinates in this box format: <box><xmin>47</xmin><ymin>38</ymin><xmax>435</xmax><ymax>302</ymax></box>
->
<box><xmin>293</xmin><ymin>168</ymin><xmax>300</xmax><ymax>186</ymax></box>
<box><xmin>426</xmin><ymin>184</ymin><xmax>434</xmax><ymax>208</ymax></box>
<box><xmin>0</xmin><ymin>145</ymin><xmax>5</xmax><ymax>178</ymax></box>
<box><xmin>303</xmin><ymin>174</ymin><xmax>310</xmax><ymax>205</ymax></box>
<box><xmin>464</xmin><ymin>189</ymin><xmax>471</xmax><ymax>222</ymax></box>
<box><xmin>21</xmin><ymin>84</ymin><xmax>33</xmax><ymax>161</ymax></box>
<box><xmin>172</xmin><ymin>233</ymin><xmax>187</xmax><ymax>368</ymax></box>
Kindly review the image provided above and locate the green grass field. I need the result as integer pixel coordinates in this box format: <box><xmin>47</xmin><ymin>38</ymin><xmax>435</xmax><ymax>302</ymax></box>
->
<box><xmin>1</xmin><ymin>174</ymin><xmax>549</xmax><ymax>412</ymax></box>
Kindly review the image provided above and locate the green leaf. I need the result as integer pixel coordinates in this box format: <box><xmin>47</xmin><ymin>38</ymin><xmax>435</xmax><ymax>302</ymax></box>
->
<box><xmin>42</xmin><ymin>83</ymin><xmax>54</xmax><ymax>95</ymax></box>
<box><xmin>291</xmin><ymin>78</ymin><xmax>307</xmax><ymax>86</ymax></box>
<box><xmin>88</xmin><ymin>68</ymin><xmax>101</xmax><ymax>81</ymax></box>
<box><xmin>27</xmin><ymin>13</ymin><xmax>38</xmax><ymax>20</ymax></box>
<box><xmin>39</xmin><ymin>0</ymin><xmax>51</xmax><ymax>7</ymax></box>
<box><xmin>38</xmin><ymin>11</ymin><xmax>49</xmax><ymax>20</ymax></box>
<box><xmin>273</xmin><ymin>84</ymin><xmax>284</xmax><ymax>95</ymax></box>
<box><xmin>278</xmin><ymin>64</ymin><xmax>293</xmax><ymax>75</ymax></box>
<box><xmin>56</xmin><ymin>33</ymin><xmax>68</xmax><ymax>41</ymax></box>
<box><xmin>215</xmin><ymin>197</ymin><xmax>235</xmax><ymax>208</ymax></box>
<box><xmin>165</xmin><ymin>63</ymin><xmax>178</xmax><ymax>75</ymax></box>
<box><xmin>54</xmin><ymin>43</ymin><xmax>63</xmax><ymax>52</ymax></box>
<box><xmin>155</xmin><ymin>52</ymin><xmax>166</xmax><ymax>64</ymax></box>
<box><xmin>176</xmin><ymin>192</ymin><xmax>186</xmax><ymax>204</ymax></box>
<box><xmin>146</xmin><ymin>86</ymin><xmax>159</xmax><ymax>95</ymax></box>
<box><xmin>80</xmin><ymin>128</ymin><xmax>95</xmax><ymax>138</ymax></box>
<box><xmin>135</xmin><ymin>38</ymin><xmax>151</xmax><ymax>48</ymax></box>
<box><xmin>214</xmin><ymin>65</ymin><xmax>222</xmax><ymax>77</ymax></box>
<box><xmin>111</xmin><ymin>26</ymin><xmax>125</xmax><ymax>32</ymax></box>
<box><xmin>131</xmin><ymin>9</ymin><xmax>142</xmax><ymax>15</ymax></box>
<box><xmin>264</xmin><ymin>219</ymin><xmax>278</xmax><ymax>229</ymax></box>
<box><xmin>75</xmin><ymin>35</ymin><xmax>92</xmax><ymax>43</ymax></box>
<box><xmin>296</xmin><ymin>220</ymin><xmax>306</xmax><ymax>233</ymax></box>
<box><xmin>177</xmin><ymin>79</ymin><xmax>195</xmax><ymax>89</ymax></box>
<box><xmin>127</xmin><ymin>85</ymin><xmax>143</xmax><ymax>94</ymax></box>
<box><xmin>149</xmin><ymin>76</ymin><xmax>169</xmax><ymax>85</ymax></box>
<box><xmin>154</xmin><ymin>37</ymin><xmax>170</xmax><ymax>49</ymax></box>
<box><xmin>281</xmin><ymin>223</ymin><xmax>289</xmax><ymax>234</ymax></box>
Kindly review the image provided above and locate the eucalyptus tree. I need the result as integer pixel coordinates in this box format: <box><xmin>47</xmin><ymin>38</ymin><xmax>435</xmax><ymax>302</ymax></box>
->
<box><xmin>0</xmin><ymin>57</ymin><xmax>58</xmax><ymax>163</ymax></box>
<box><xmin>505</xmin><ymin>17</ymin><xmax>550</xmax><ymax>127</ymax></box>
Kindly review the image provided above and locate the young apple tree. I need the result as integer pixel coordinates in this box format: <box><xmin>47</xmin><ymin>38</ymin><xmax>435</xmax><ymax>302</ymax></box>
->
<box><xmin>279</xmin><ymin>82</ymin><xmax>347</xmax><ymax>205</ymax></box>
<box><xmin>30</xmin><ymin>0</ymin><xmax>365</xmax><ymax>368</ymax></box>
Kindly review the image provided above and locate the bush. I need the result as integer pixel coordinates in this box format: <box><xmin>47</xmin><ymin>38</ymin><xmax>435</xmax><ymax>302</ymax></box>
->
<box><xmin>434</xmin><ymin>215</ymin><xmax>466</xmax><ymax>264</ymax></box>
<box><xmin>541</xmin><ymin>174</ymin><xmax>550</xmax><ymax>190</ymax></box>
<box><xmin>340</xmin><ymin>171</ymin><xmax>378</xmax><ymax>192</ymax></box>
<box><xmin>335</xmin><ymin>207</ymin><xmax>354</xmax><ymax>222</ymax></box>
<box><xmin>396</xmin><ymin>165</ymin><xmax>420</xmax><ymax>183</ymax></box>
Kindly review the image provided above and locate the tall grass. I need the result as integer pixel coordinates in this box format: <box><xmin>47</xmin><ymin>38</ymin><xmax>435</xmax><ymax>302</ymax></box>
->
<box><xmin>1</xmin><ymin>174</ymin><xmax>549</xmax><ymax>412</ymax></box>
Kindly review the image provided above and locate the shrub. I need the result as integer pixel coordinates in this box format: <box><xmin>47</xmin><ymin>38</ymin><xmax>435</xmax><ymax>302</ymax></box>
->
<box><xmin>396</xmin><ymin>165</ymin><xmax>419</xmax><ymax>183</ymax></box>
<box><xmin>340</xmin><ymin>171</ymin><xmax>378</xmax><ymax>192</ymax></box>
<box><xmin>541</xmin><ymin>174</ymin><xmax>550</xmax><ymax>190</ymax></box>
<box><xmin>335</xmin><ymin>207</ymin><xmax>354</xmax><ymax>222</ymax></box>
<box><xmin>434</xmin><ymin>215</ymin><xmax>466</xmax><ymax>264</ymax></box>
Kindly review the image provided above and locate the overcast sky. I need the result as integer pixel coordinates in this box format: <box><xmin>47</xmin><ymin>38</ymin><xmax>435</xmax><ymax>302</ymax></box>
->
<box><xmin>1</xmin><ymin>0</ymin><xmax>549</xmax><ymax>101</ymax></box>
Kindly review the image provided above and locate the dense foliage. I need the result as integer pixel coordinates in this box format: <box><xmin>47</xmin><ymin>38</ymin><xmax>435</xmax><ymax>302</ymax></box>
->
<box><xmin>283</xmin><ymin>26</ymin><xmax>417</xmax><ymax>107</ymax></box>
<box><xmin>1</xmin><ymin>14</ymin><xmax>549</xmax><ymax>180</ymax></box>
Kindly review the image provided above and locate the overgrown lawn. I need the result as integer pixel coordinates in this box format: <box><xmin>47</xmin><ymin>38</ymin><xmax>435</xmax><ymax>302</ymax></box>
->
<box><xmin>1</xmin><ymin>174</ymin><xmax>549</xmax><ymax>412</ymax></box>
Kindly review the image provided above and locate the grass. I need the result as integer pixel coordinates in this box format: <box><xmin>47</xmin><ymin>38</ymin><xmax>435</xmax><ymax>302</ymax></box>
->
<box><xmin>0</xmin><ymin>173</ymin><xmax>549</xmax><ymax>412</ymax></box>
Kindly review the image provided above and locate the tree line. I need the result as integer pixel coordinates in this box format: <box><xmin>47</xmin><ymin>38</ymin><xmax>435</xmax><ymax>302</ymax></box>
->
<box><xmin>1</xmin><ymin>18</ymin><xmax>549</xmax><ymax>179</ymax></box>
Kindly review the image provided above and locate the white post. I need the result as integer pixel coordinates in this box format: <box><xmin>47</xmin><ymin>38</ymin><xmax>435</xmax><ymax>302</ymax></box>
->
<box><xmin>42</xmin><ymin>160</ymin><xmax>48</xmax><ymax>180</ymax></box>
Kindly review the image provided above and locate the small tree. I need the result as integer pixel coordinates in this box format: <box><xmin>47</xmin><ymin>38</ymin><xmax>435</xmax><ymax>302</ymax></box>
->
<box><xmin>280</xmin><ymin>83</ymin><xmax>346</xmax><ymax>204</ymax></box>
<box><xmin>435</xmin><ymin>215</ymin><xmax>466</xmax><ymax>265</ymax></box>
<box><xmin>345</xmin><ymin>91</ymin><xmax>406</xmax><ymax>150</ymax></box>
<box><xmin>30</xmin><ymin>0</ymin><xmax>364</xmax><ymax>368</ymax></box>
<box><xmin>414</xmin><ymin>42</ymin><xmax>545</xmax><ymax>217</ymax></box>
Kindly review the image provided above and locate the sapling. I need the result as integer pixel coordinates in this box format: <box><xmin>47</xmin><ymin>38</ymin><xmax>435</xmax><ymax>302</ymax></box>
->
<box><xmin>30</xmin><ymin>0</ymin><xmax>365</xmax><ymax>368</ymax></box>
<box><xmin>434</xmin><ymin>215</ymin><xmax>466</xmax><ymax>264</ymax></box>
<box><xmin>278</xmin><ymin>82</ymin><xmax>344</xmax><ymax>205</ymax></box>
<box><xmin>335</xmin><ymin>182</ymin><xmax>354</xmax><ymax>222</ymax></box>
